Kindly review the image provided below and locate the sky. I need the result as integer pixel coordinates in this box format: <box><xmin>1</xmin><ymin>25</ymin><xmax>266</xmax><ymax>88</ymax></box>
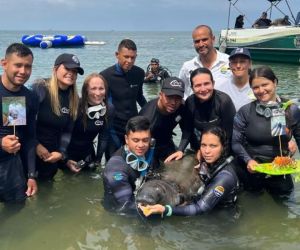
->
<box><xmin>0</xmin><ymin>0</ymin><xmax>299</xmax><ymax>31</ymax></box>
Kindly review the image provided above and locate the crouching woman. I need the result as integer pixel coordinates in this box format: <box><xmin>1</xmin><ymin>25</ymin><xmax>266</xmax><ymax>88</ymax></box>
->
<box><xmin>139</xmin><ymin>127</ymin><xmax>239</xmax><ymax>217</ymax></box>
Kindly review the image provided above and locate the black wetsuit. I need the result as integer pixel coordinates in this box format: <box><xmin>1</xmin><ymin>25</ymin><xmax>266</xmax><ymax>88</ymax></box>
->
<box><xmin>183</xmin><ymin>90</ymin><xmax>236</xmax><ymax>150</ymax></box>
<box><xmin>32</xmin><ymin>82</ymin><xmax>74</xmax><ymax>179</ymax></box>
<box><xmin>144</xmin><ymin>66</ymin><xmax>170</xmax><ymax>84</ymax></box>
<box><xmin>103</xmin><ymin>147</ymin><xmax>149</xmax><ymax>214</ymax></box>
<box><xmin>0</xmin><ymin>78</ymin><xmax>38</xmax><ymax>202</ymax></box>
<box><xmin>170</xmin><ymin>160</ymin><xmax>238</xmax><ymax>216</ymax></box>
<box><xmin>100</xmin><ymin>64</ymin><xmax>146</xmax><ymax>152</ymax></box>
<box><xmin>232</xmin><ymin>100</ymin><xmax>300</xmax><ymax>195</ymax></box>
<box><xmin>139</xmin><ymin>98</ymin><xmax>189</xmax><ymax>164</ymax></box>
<box><xmin>67</xmin><ymin>102</ymin><xmax>114</xmax><ymax>164</ymax></box>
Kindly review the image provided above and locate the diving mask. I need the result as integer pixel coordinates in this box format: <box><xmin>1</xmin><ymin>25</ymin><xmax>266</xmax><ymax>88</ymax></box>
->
<box><xmin>256</xmin><ymin>102</ymin><xmax>280</xmax><ymax>118</ymax></box>
<box><xmin>86</xmin><ymin>103</ymin><xmax>106</xmax><ymax>119</ymax></box>
<box><xmin>126</xmin><ymin>152</ymin><xmax>149</xmax><ymax>172</ymax></box>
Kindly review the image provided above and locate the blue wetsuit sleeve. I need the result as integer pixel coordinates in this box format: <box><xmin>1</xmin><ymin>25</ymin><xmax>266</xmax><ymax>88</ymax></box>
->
<box><xmin>171</xmin><ymin>170</ymin><xmax>236</xmax><ymax>216</ymax></box>
<box><xmin>232</xmin><ymin>105</ymin><xmax>252</xmax><ymax>164</ymax></box>
<box><xmin>104</xmin><ymin>156</ymin><xmax>137</xmax><ymax>213</ymax></box>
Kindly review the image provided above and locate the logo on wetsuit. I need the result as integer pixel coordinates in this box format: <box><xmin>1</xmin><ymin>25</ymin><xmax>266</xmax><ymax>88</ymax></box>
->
<box><xmin>61</xmin><ymin>107</ymin><xmax>70</xmax><ymax>114</ymax></box>
<box><xmin>95</xmin><ymin>120</ymin><xmax>104</xmax><ymax>126</ymax></box>
<box><xmin>213</xmin><ymin>186</ymin><xmax>225</xmax><ymax>197</ymax></box>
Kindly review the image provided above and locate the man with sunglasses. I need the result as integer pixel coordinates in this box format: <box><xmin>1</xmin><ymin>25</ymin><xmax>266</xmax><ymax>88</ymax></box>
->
<box><xmin>103</xmin><ymin>115</ymin><xmax>153</xmax><ymax>214</ymax></box>
<box><xmin>179</xmin><ymin>25</ymin><xmax>231</xmax><ymax>100</ymax></box>
<box><xmin>144</xmin><ymin>58</ymin><xmax>170</xmax><ymax>84</ymax></box>
<box><xmin>139</xmin><ymin>77</ymin><xmax>189</xmax><ymax>165</ymax></box>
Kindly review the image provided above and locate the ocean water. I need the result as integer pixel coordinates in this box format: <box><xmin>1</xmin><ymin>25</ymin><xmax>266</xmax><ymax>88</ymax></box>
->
<box><xmin>0</xmin><ymin>30</ymin><xmax>300</xmax><ymax>250</ymax></box>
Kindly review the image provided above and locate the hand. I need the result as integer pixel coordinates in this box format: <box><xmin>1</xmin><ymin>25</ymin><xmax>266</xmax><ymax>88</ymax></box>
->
<box><xmin>1</xmin><ymin>135</ymin><xmax>21</xmax><ymax>154</ymax></box>
<box><xmin>247</xmin><ymin>159</ymin><xmax>258</xmax><ymax>173</ymax></box>
<box><xmin>138</xmin><ymin>204</ymin><xmax>166</xmax><ymax>217</ymax></box>
<box><xmin>66</xmin><ymin>160</ymin><xmax>81</xmax><ymax>173</ymax></box>
<box><xmin>36</xmin><ymin>143</ymin><xmax>51</xmax><ymax>161</ymax></box>
<box><xmin>288</xmin><ymin>140</ymin><xmax>297</xmax><ymax>156</ymax></box>
<box><xmin>44</xmin><ymin>151</ymin><xmax>63</xmax><ymax>163</ymax></box>
<box><xmin>195</xmin><ymin>149</ymin><xmax>202</xmax><ymax>162</ymax></box>
<box><xmin>164</xmin><ymin>151</ymin><xmax>184</xmax><ymax>163</ymax></box>
<box><xmin>26</xmin><ymin>179</ymin><xmax>38</xmax><ymax>197</ymax></box>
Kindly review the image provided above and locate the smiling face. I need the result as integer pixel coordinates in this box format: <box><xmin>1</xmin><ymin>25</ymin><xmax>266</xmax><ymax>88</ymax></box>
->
<box><xmin>200</xmin><ymin>133</ymin><xmax>223</xmax><ymax>164</ymax></box>
<box><xmin>251</xmin><ymin>76</ymin><xmax>277</xmax><ymax>103</ymax></box>
<box><xmin>87</xmin><ymin>76</ymin><xmax>106</xmax><ymax>106</ymax></box>
<box><xmin>229</xmin><ymin>55</ymin><xmax>251</xmax><ymax>79</ymax></box>
<box><xmin>116</xmin><ymin>47</ymin><xmax>137</xmax><ymax>72</ymax></box>
<box><xmin>125</xmin><ymin>130</ymin><xmax>151</xmax><ymax>157</ymax></box>
<box><xmin>158</xmin><ymin>92</ymin><xmax>182</xmax><ymax>114</ymax></box>
<box><xmin>192</xmin><ymin>26</ymin><xmax>215</xmax><ymax>57</ymax></box>
<box><xmin>1</xmin><ymin>53</ymin><xmax>33</xmax><ymax>91</ymax></box>
<box><xmin>191</xmin><ymin>72</ymin><xmax>214</xmax><ymax>102</ymax></box>
<box><xmin>55</xmin><ymin>64</ymin><xmax>78</xmax><ymax>90</ymax></box>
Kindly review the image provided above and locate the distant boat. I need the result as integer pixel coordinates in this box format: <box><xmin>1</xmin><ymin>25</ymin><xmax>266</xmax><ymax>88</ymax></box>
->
<box><xmin>218</xmin><ymin>0</ymin><xmax>300</xmax><ymax>64</ymax></box>
<box><xmin>22</xmin><ymin>34</ymin><xmax>106</xmax><ymax>49</ymax></box>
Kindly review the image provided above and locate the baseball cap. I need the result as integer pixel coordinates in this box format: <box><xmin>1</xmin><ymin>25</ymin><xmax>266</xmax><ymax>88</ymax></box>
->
<box><xmin>161</xmin><ymin>77</ymin><xmax>185</xmax><ymax>98</ymax></box>
<box><xmin>229</xmin><ymin>47</ymin><xmax>251</xmax><ymax>60</ymax></box>
<box><xmin>54</xmin><ymin>53</ymin><xmax>84</xmax><ymax>75</ymax></box>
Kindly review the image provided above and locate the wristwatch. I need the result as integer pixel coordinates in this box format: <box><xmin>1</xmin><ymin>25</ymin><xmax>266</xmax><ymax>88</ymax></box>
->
<box><xmin>28</xmin><ymin>172</ymin><xmax>38</xmax><ymax>180</ymax></box>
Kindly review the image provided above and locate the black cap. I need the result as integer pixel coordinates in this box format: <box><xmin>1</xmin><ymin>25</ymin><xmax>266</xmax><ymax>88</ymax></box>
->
<box><xmin>54</xmin><ymin>53</ymin><xmax>84</xmax><ymax>75</ymax></box>
<box><xmin>229</xmin><ymin>47</ymin><xmax>251</xmax><ymax>60</ymax></box>
<box><xmin>161</xmin><ymin>77</ymin><xmax>185</xmax><ymax>98</ymax></box>
<box><xmin>151</xmin><ymin>58</ymin><xmax>159</xmax><ymax>64</ymax></box>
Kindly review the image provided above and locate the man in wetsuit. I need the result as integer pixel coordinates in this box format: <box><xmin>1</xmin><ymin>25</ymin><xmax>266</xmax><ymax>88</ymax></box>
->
<box><xmin>139</xmin><ymin>77</ymin><xmax>189</xmax><ymax>165</ymax></box>
<box><xmin>0</xmin><ymin>43</ymin><xmax>38</xmax><ymax>203</ymax></box>
<box><xmin>103</xmin><ymin>115</ymin><xmax>152</xmax><ymax>214</ymax></box>
<box><xmin>179</xmin><ymin>25</ymin><xmax>231</xmax><ymax>100</ymax></box>
<box><xmin>144</xmin><ymin>58</ymin><xmax>170</xmax><ymax>84</ymax></box>
<box><xmin>100</xmin><ymin>39</ymin><xmax>147</xmax><ymax>157</ymax></box>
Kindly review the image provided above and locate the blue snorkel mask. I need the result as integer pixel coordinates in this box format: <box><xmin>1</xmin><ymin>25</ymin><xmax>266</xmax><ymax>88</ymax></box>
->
<box><xmin>125</xmin><ymin>145</ymin><xmax>149</xmax><ymax>172</ymax></box>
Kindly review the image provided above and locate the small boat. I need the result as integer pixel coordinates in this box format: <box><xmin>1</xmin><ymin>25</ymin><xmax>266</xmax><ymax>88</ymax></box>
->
<box><xmin>218</xmin><ymin>0</ymin><xmax>300</xmax><ymax>64</ymax></box>
<box><xmin>21</xmin><ymin>34</ymin><xmax>106</xmax><ymax>49</ymax></box>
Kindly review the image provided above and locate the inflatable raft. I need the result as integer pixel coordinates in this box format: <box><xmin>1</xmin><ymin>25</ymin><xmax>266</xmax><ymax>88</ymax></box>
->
<box><xmin>22</xmin><ymin>34</ymin><xmax>105</xmax><ymax>49</ymax></box>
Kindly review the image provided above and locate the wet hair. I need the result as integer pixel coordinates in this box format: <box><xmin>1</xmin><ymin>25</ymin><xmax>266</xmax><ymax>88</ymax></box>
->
<box><xmin>249</xmin><ymin>66</ymin><xmax>278</xmax><ymax>87</ymax></box>
<box><xmin>190</xmin><ymin>67</ymin><xmax>214</xmax><ymax>88</ymax></box>
<box><xmin>193</xmin><ymin>25</ymin><xmax>214</xmax><ymax>37</ymax></box>
<box><xmin>118</xmin><ymin>39</ymin><xmax>137</xmax><ymax>51</ymax></box>
<box><xmin>200</xmin><ymin>126</ymin><xmax>228</xmax><ymax>160</ymax></box>
<box><xmin>5</xmin><ymin>43</ymin><xmax>33</xmax><ymax>59</ymax></box>
<box><xmin>125</xmin><ymin>116</ymin><xmax>150</xmax><ymax>135</ymax></box>
<box><xmin>80</xmin><ymin>73</ymin><xmax>108</xmax><ymax>129</ymax></box>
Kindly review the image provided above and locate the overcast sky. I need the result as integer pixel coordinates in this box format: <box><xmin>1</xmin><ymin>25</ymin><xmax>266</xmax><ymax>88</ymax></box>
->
<box><xmin>0</xmin><ymin>0</ymin><xmax>299</xmax><ymax>31</ymax></box>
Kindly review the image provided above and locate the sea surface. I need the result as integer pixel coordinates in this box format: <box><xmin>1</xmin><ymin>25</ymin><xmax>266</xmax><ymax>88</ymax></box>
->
<box><xmin>1</xmin><ymin>30</ymin><xmax>300</xmax><ymax>250</ymax></box>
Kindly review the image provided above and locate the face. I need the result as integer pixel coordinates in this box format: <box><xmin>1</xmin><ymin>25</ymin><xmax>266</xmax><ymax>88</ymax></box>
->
<box><xmin>251</xmin><ymin>76</ymin><xmax>277</xmax><ymax>103</ymax></box>
<box><xmin>87</xmin><ymin>77</ymin><xmax>106</xmax><ymax>105</ymax></box>
<box><xmin>200</xmin><ymin>133</ymin><xmax>223</xmax><ymax>164</ymax></box>
<box><xmin>116</xmin><ymin>47</ymin><xmax>137</xmax><ymax>72</ymax></box>
<box><xmin>229</xmin><ymin>56</ymin><xmax>251</xmax><ymax>79</ymax></box>
<box><xmin>125</xmin><ymin>130</ymin><xmax>151</xmax><ymax>157</ymax></box>
<box><xmin>1</xmin><ymin>53</ymin><xmax>33</xmax><ymax>91</ymax></box>
<box><xmin>151</xmin><ymin>62</ymin><xmax>159</xmax><ymax>72</ymax></box>
<box><xmin>192</xmin><ymin>73</ymin><xmax>214</xmax><ymax>102</ymax></box>
<box><xmin>192</xmin><ymin>27</ymin><xmax>215</xmax><ymax>57</ymax></box>
<box><xmin>158</xmin><ymin>92</ymin><xmax>182</xmax><ymax>114</ymax></box>
<box><xmin>55</xmin><ymin>64</ymin><xmax>78</xmax><ymax>90</ymax></box>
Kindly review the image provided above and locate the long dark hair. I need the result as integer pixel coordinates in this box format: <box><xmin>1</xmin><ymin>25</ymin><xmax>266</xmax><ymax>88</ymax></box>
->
<box><xmin>80</xmin><ymin>73</ymin><xmax>108</xmax><ymax>129</ymax></box>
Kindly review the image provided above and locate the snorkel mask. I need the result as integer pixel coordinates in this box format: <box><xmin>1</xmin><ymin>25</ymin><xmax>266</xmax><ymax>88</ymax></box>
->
<box><xmin>125</xmin><ymin>146</ymin><xmax>149</xmax><ymax>172</ymax></box>
<box><xmin>86</xmin><ymin>103</ymin><xmax>106</xmax><ymax>119</ymax></box>
<box><xmin>256</xmin><ymin>101</ymin><xmax>281</xmax><ymax>118</ymax></box>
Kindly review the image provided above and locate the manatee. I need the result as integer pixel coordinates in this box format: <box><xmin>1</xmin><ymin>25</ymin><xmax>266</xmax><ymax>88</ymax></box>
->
<box><xmin>135</xmin><ymin>154</ymin><xmax>204</xmax><ymax>206</ymax></box>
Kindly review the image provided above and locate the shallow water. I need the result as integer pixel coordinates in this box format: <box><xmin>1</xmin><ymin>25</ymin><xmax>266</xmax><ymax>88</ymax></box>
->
<box><xmin>1</xmin><ymin>31</ymin><xmax>300</xmax><ymax>250</ymax></box>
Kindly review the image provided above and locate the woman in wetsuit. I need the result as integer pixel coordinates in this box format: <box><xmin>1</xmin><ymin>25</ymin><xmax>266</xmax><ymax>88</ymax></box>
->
<box><xmin>166</xmin><ymin>67</ymin><xmax>236</xmax><ymax>162</ymax></box>
<box><xmin>32</xmin><ymin>53</ymin><xmax>83</xmax><ymax>180</ymax></box>
<box><xmin>139</xmin><ymin>126</ymin><xmax>238</xmax><ymax>217</ymax></box>
<box><xmin>66</xmin><ymin>73</ymin><xmax>114</xmax><ymax>172</ymax></box>
<box><xmin>232</xmin><ymin>66</ymin><xmax>300</xmax><ymax>197</ymax></box>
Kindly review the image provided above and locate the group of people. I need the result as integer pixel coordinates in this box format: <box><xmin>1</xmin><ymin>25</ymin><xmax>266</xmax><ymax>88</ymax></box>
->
<box><xmin>1</xmin><ymin>24</ymin><xmax>300</xmax><ymax>220</ymax></box>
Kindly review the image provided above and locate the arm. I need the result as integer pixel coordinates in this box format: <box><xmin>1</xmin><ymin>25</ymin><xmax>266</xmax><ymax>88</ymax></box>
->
<box><xmin>289</xmin><ymin>104</ymin><xmax>300</xmax><ymax>150</ymax></box>
<box><xmin>137</xmin><ymin>72</ymin><xmax>147</xmax><ymax>108</ymax></box>
<box><xmin>220</xmin><ymin>94</ymin><xmax>236</xmax><ymax>142</ymax></box>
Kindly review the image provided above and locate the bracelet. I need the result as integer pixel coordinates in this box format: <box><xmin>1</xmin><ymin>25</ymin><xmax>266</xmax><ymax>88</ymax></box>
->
<box><xmin>165</xmin><ymin>205</ymin><xmax>172</xmax><ymax>217</ymax></box>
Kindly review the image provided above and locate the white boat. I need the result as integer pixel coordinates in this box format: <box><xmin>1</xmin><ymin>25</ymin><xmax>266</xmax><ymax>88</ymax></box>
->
<box><xmin>218</xmin><ymin>0</ymin><xmax>300</xmax><ymax>64</ymax></box>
